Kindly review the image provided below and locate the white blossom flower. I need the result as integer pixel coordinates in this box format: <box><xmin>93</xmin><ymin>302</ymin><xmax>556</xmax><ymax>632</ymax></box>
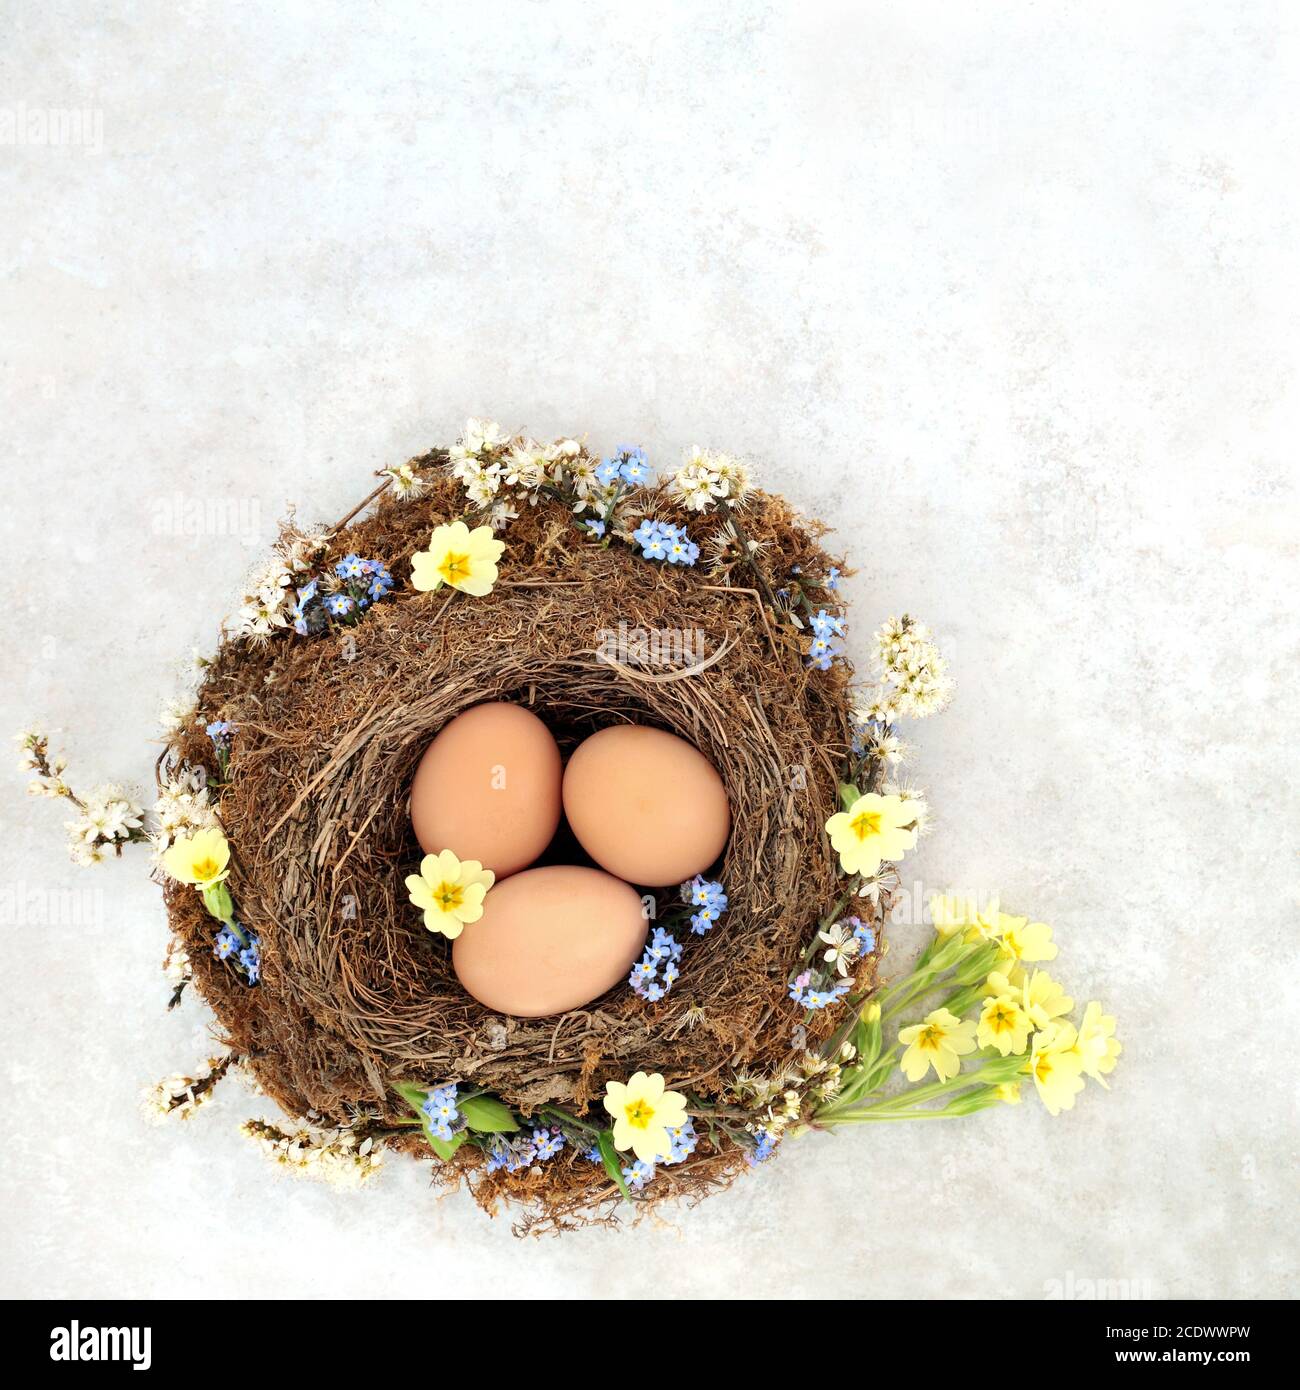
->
<box><xmin>227</xmin><ymin>557</ymin><xmax>294</xmax><ymax>645</ymax></box>
<box><xmin>449</xmin><ymin>454</ymin><xmax>504</xmax><ymax>508</ymax></box>
<box><xmin>812</xmin><ymin>1062</ymin><xmax>844</xmax><ymax>1102</ymax></box>
<box><xmin>817</xmin><ymin>922</ymin><xmax>863</xmax><ymax>977</ymax></box>
<box><xmin>16</xmin><ymin>729</ymin><xmax>71</xmax><ymax>798</ymax></box>
<box><xmin>486</xmin><ymin>500</ymin><xmax>519</xmax><ymax>532</ymax></box>
<box><xmin>384</xmin><ymin>460</ymin><xmax>428</xmax><ymax>500</ymax></box>
<box><xmin>15</xmin><ymin>729</ymin><xmax>45</xmax><ymax>772</ymax></box>
<box><xmin>164</xmin><ymin>940</ymin><xmax>191</xmax><ymax>987</ymax></box>
<box><xmin>159</xmin><ymin>696</ymin><xmax>197</xmax><ymax>736</ymax></box>
<box><xmin>563</xmin><ymin>453</ymin><xmax>600</xmax><ymax>500</ymax></box>
<box><xmin>152</xmin><ymin>767</ymin><xmax>219</xmax><ymax>853</ymax></box>
<box><xmin>277</xmin><ymin>525</ymin><xmax>331</xmax><ymax>573</ymax></box>
<box><xmin>799</xmin><ymin>1051</ymin><xmax>829</xmax><ymax>1077</ymax></box>
<box><xmin>461</xmin><ymin>417</ymin><xmax>507</xmax><ymax>454</ymax></box>
<box><xmin>711</xmin><ymin>451</ymin><xmax>751</xmax><ymax>501</ymax></box>
<box><xmin>856</xmin><ymin>868</ymin><xmax>895</xmax><ymax>906</ymax></box>
<box><xmin>502</xmin><ymin>441</ymin><xmax>549</xmax><ymax>498</ymax></box>
<box><xmin>140</xmin><ymin>1054</ymin><xmax>229</xmax><ymax>1125</ymax></box>
<box><xmin>670</xmin><ymin>445</ymin><xmax>750</xmax><ymax>512</ymax></box>
<box><xmin>65</xmin><ymin>784</ymin><xmax>144</xmax><ymax>863</ymax></box>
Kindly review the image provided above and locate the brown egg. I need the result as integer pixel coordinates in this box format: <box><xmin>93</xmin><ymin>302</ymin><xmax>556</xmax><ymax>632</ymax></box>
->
<box><xmin>562</xmin><ymin>724</ymin><xmax>730</xmax><ymax>885</ymax></box>
<box><xmin>410</xmin><ymin>702</ymin><xmax>562</xmax><ymax>879</ymax></box>
<box><xmin>452</xmin><ymin>865</ymin><xmax>648</xmax><ymax>1017</ymax></box>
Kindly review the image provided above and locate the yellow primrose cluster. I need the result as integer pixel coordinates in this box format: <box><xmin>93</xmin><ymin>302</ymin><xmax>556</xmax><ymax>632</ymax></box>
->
<box><xmin>898</xmin><ymin>896</ymin><xmax>1121</xmax><ymax>1116</ymax></box>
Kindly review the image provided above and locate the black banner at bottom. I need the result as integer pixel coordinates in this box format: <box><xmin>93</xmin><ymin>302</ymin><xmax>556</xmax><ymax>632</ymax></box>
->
<box><xmin>5</xmin><ymin>1298</ymin><xmax>1282</xmax><ymax>1373</ymax></box>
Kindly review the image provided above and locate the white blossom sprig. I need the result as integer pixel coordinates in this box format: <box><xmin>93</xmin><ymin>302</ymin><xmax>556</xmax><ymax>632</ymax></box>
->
<box><xmin>17</xmin><ymin>730</ymin><xmax>147</xmax><ymax>865</ymax></box>
<box><xmin>240</xmin><ymin>1118</ymin><xmax>385</xmax><ymax>1188</ymax></box>
<box><xmin>857</xmin><ymin>614</ymin><xmax>953</xmax><ymax>723</ymax></box>
<box><xmin>140</xmin><ymin>1051</ymin><xmax>233</xmax><ymax>1125</ymax></box>
<box><xmin>224</xmin><ymin>524</ymin><xmax>331</xmax><ymax>646</ymax></box>
<box><xmin>225</xmin><ymin>555</ymin><xmax>295</xmax><ymax>646</ymax></box>
<box><xmin>151</xmin><ymin>764</ymin><xmax>220</xmax><ymax>856</ymax></box>
<box><xmin>164</xmin><ymin>939</ymin><xmax>192</xmax><ymax>1010</ymax></box>
<box><xmin>443</xmin><ymin>417</ymin><xmax>591</xmax><ymax>519</ymax></box>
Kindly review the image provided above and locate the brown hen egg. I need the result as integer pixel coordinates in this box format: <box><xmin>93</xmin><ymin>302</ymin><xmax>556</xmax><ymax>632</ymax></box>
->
<box><xmin>451</xmin><ymin>865</ymin><xmax>647</xmax><ymax>1017</ymax></box>
<box><xmin>409</xmin><ymin>702</ymin><xmax>562</xmax><ymax>879</ymax></box>
<box><xmin>562</xmin><ymin>724</ymin><xmax>730</xmax><ymax>885</ymax></box>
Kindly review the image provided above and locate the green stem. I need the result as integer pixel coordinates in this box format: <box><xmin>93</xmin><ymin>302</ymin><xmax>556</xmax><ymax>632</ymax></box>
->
<box><xmin>541</xmin><ymin>1105</ymin><xmax>601</xmax><ymax>1137</ymax></box>
<box><xmin>601</xmin><ymin>479</ymin><xmax>626</xmax><ymax>532</ymax></box>
<box><xmin>822</xmin><ymin>1108</ymin><xmax>971</xmax><ymax>1123</ymax></box>
<box><xmin>819</xmin><ymin>1055</ymin><xmax>1007</xmax><ymax>1123</ymax></box>
<box><xmin>881</xmin><ymin>975</ymin><xmax>946</xmax><ymax>1022</ymax></box>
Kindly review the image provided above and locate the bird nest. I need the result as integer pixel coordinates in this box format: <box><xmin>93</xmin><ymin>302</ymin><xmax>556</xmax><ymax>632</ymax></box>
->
<box><xmin>160</xmin><ymin>449</ymin><xmax>878</xmax><ymax>1231</ymax></box>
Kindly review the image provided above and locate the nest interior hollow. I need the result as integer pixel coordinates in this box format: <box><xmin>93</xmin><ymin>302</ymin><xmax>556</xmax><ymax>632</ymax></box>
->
<box><xmin>166</xmin><ymin>469</ymin><xmax>858</xmax><ymax>1222</ymax></box>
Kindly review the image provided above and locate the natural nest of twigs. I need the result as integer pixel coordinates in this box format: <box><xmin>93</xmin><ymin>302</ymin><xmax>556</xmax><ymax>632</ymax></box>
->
<box><xmin>161</xmin><ymin>457</ymin><xmax>873</xmax><ymax>1228</ymax></box>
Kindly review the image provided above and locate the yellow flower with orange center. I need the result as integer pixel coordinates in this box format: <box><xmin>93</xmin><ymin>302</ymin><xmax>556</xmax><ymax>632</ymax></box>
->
<box><xmin>161</xmin><ymin>827</ymin><xmax>231</xmax><ymax>887</ymax></box>
<box><xmin>897</xmin><ymin>1007</ymin><xmax>977</xmax><ymax>1082</ymax></box>
<box><xmin>825</xmin><ymin>792</ymin><xmax>918</xmax><ymax>877</ymax></box>
<box><xmin>405</xmin><ymin>848</ymin><xmax>495</xmax><ymax>939</ymax></box>
<box><xmin>977</xmin><ymin>993</ymin><xmax>1031</xmax><ymax>1056</ymax></box>
<box><xmin>602</xmin><ymin>1071</ymin><xmax>688</xmax><ymax>1163</ymax></box>
<box><xmin>1027</xmin><ymin>1022</ymin><xmax>1086</xmax><ymax>1115</ymax></box>
<box><xmin>411</xmin><ymin>520</ymin><xmax>505</xmax><ymax>597</ymax></box>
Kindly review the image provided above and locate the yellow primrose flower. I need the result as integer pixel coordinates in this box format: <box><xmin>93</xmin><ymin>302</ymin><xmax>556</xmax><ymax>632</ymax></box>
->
<box><xmin>929</xmin><ymin>894</ymin><xmax>974</xmax><ymax>937</ymax></box>
<box><xmin>994</xmin><ymin>1080</ymin><xmax>1023</xmax><ymax>1105</ymax></box>
<box><xmin>405</xmin><ymin>848</ymin><xmax>495</xmax><ymax>939</ymax></box>
<box><xmin>977</xmin><ymin>994</ymin><xmax>1032</xmax><ymax>1056</ymax></box>
<box><xmin>995</xmin><ymin>913</ymin><xmax>1058</xmax><ymax>964</ymax></box>
<box><xmin>898</xmin><ymin>1007</ymin><xmax>978</xmax><ymax>1082</ymax></box>
<box><xmin>826</xmin><ymin>792</ymin><xmax>918</xmax><ymax>877</ymax></box>
<box><xmin>930</xmin><ymin>893</ymin><xmax>1001</xmax><ymax>943</ymax></box>
<box><xmin>411</xmin><ymin>520</ymin><xmax>505</xmax><ymax>597</ymax></box>
<box><xmin>983</xmin><ymin>965</ymin><xmax>1023</xmax><ymax>997</ymax></box>
<box><xmin>1027</xmin><ymin>1022</ymin><xmax>1086</xmax><ymax>1116</ymax></box>
<box><xmin>1020</xmin><ymin>968</ymin><xmax>1074</xmax><ymax>1028</ymax></box>
<box><xmin>986</xmin><ymin>966</ymin><xmax>1073</xmax><ymax>1029</ymax></box>
<box><xmin>603</xmin><ymin>1071</ymin><xmax>689</xmax><ymax>1164</ymax></box>
<box><xmin>161</xmin><ymin>827</ymin><xmax>231</xmax><ymax>887</ymax></box>
<box><xmin>1075</xmin><ymin>1001</ymin><xmax>1122</xmax><ymax>1087</ymax></box>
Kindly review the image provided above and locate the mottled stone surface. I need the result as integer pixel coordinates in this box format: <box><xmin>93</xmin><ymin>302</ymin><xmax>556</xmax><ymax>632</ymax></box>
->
<box><xmin>1</xmin><ymin>1</ymin><xmax>1295</xmax><ymax>1298</ymax></box>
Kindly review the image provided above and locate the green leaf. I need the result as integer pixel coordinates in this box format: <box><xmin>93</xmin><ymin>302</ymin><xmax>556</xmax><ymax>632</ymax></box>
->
<box><xmin>838</xmin><ymin>782</ymin><xmax>862</xmax><ymax>813</ymax></box>
<box><xmin>597</xmin><ymin>1130</ymin><xmax>631</xmax><ymax>1201</ymax></box>
<box><xmin>392</xmin><ymin>1082</ymin><xmax>492</xmax><ymax>1161</ymax></box>
<box><xmin>459</xmin><ymin>1094</ymin><xmax>519</xmax><ymax>1134</ymax></box>
<box><xmin>393</xmin><ymin>1081</ymin><xmax>427</xmax><ymax>1116</ymax></box>
<box><xmin>423</xmin><ymin>1127</ymin><xmax>467</xmax><ymax>1161</ymax></box>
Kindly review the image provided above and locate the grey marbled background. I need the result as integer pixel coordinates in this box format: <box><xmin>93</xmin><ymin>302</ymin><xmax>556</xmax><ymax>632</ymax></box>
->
<box><xmin>1</xmin><ymin>0</ymin><xmax>1296</xmax><ymax>1299</ymax></box>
